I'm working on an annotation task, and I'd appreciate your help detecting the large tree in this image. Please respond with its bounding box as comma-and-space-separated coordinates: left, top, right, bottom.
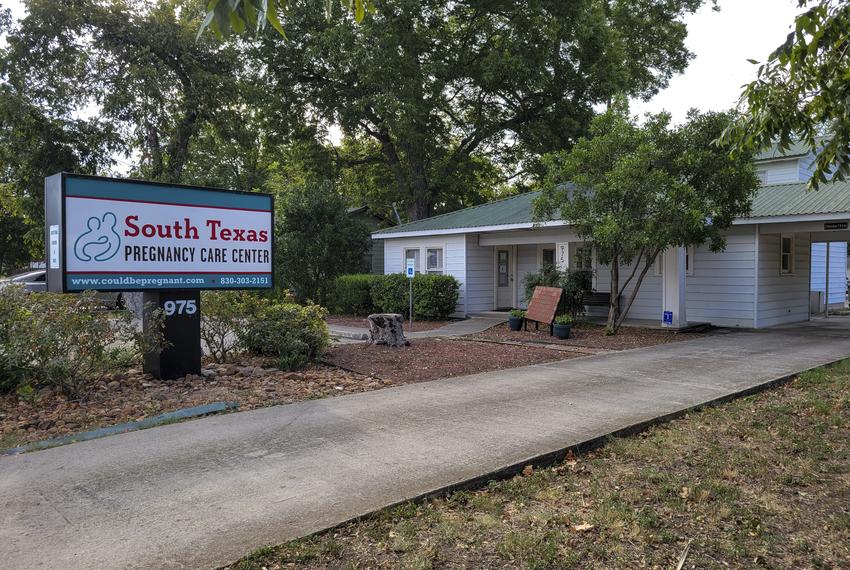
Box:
534, 102, 759, 333
3, 0, 244, 184
723, 0, 850, 187
0, 83, 117, 262
257, 0, 711, 220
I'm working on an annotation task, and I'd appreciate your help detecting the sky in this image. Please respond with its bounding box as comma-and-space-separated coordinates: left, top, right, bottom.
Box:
1, 0, 803, 130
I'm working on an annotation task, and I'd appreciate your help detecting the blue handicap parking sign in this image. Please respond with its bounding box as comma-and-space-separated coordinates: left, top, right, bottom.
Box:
663, 310, 673, 325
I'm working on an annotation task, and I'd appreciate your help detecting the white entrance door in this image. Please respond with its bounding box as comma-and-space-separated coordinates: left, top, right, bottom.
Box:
496, 247, 514, 309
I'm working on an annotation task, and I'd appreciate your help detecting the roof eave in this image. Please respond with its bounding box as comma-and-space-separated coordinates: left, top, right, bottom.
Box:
372, 220, 567, 239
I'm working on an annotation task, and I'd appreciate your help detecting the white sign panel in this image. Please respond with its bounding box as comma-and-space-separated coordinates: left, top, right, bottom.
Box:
406, 259, 415, 278
555, 242, 569, 271
50, 174, 274, 291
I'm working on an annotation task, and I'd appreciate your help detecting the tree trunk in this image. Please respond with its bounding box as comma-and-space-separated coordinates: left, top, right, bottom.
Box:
614, 255, 657, 331
606, 254, 620, 332
367, 313, 409, 347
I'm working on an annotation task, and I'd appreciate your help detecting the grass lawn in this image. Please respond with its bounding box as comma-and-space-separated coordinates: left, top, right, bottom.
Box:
227, 360, 850, 569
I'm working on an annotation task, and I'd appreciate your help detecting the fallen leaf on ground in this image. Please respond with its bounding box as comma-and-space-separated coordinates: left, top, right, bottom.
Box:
572, 522, 595, 532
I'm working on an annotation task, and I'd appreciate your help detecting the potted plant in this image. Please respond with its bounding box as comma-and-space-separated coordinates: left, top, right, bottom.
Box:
552, 314, 573, 339
508, 309, 525, 331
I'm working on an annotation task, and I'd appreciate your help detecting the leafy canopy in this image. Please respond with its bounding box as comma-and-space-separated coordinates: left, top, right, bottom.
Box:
723, 0, 850, 188
257, 0, 713, 220
199, 0, 371, 39
534, 101, 759, 332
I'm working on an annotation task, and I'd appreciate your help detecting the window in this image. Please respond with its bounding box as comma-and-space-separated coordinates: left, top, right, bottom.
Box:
498, 250, 509, 286
426, 248, 444, 274
404, 248, 420, 274
575, 246, 593, 270
757, 169, 768, 184
541, 248, 555, 268
780, 234, 795, 275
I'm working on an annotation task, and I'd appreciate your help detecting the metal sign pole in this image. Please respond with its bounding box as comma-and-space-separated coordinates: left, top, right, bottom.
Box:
406, 258, 415, 331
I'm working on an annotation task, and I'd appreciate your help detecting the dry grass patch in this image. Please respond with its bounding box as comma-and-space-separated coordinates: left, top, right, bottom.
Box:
227, 360, 850, 569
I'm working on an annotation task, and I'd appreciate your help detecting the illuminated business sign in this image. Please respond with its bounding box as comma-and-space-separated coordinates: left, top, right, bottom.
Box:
45, 173, 274, 291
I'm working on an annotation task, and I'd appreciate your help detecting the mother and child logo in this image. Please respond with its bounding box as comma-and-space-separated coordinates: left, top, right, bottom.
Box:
74, 212, 122, 262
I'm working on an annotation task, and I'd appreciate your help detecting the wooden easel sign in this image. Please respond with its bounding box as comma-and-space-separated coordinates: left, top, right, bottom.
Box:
524, 286, 563, 335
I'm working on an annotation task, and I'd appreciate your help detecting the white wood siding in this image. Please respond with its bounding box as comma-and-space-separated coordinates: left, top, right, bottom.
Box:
810, 241, 847, 305
383, 235, 467, 316
588, 260, 663, 321
757, 158, 805, 184
757, 232, 811, 327
465, 234, 494, 313
685, 227, 757, 328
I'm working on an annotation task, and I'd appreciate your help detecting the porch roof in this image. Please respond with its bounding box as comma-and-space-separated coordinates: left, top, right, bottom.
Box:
374, 179, 850, 238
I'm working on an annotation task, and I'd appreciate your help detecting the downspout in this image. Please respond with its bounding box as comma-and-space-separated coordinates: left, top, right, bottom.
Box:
753, 225, 759, 328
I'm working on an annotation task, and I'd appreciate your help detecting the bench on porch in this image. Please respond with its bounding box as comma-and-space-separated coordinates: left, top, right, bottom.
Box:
583, 291, 611, 307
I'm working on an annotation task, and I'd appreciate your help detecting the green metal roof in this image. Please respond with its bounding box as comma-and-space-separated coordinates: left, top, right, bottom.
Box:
375, 180, 850, 236
749, 179, 850, 218
375, 192, 541, 235
755, 136, 828, 161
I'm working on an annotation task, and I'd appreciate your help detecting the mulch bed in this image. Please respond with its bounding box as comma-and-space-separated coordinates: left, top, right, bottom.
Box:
471, 321, 702, 351
322, 338, 571, 384
0, 358, 387, 449
327, 316, 451, 332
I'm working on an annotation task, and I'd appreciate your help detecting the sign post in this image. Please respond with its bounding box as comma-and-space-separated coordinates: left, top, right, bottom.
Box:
44, 172, 274, 380
406, 258, 415, 330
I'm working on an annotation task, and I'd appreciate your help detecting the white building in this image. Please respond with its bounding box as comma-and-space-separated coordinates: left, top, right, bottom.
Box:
373, 143, 850, 328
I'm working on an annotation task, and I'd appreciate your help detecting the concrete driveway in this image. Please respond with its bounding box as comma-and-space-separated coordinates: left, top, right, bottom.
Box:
2, 324, 849, 569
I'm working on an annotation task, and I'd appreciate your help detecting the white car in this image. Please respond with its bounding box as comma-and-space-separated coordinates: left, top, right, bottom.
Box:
0, 270, 124, 309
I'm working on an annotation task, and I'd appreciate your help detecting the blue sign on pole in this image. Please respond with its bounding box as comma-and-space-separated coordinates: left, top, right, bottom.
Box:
662, 310, 673, 326
406, 259, 415, 278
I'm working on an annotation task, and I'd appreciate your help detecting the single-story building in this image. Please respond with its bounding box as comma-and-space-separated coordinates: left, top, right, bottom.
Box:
373, 143, 850, 329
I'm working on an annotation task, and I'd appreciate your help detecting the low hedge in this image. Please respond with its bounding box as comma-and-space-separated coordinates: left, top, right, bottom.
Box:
332, 273, 460, 320
326, 274, 379, 315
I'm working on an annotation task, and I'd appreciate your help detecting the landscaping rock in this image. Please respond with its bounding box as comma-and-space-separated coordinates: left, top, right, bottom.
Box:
200, 369, 217, 379
251, 367, 268, 377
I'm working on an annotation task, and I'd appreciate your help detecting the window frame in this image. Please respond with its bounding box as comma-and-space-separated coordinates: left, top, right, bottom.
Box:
780, 233, 795, 275
425, 247, 444, 275
404, 248, 421, 274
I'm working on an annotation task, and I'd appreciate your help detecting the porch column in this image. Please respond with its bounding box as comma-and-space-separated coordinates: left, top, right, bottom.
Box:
661, 246, 687, 329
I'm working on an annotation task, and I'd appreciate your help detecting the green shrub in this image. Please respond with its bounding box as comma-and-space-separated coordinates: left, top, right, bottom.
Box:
370, 273, 409, 315
509, 309, 526, 319
412, 274, 460, 319
241, 301, 330, 370
371, 274, 460, 319
327, 274, 379, 315
200, 291, 269, 363
521, 266, 592, 319
554, 314, 573, 325
0, 285, 157, 397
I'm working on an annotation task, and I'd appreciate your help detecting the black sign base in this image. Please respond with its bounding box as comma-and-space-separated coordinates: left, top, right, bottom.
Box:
143, 290, 202, 380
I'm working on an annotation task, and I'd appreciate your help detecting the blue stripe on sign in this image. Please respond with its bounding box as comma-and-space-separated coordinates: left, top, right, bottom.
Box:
65, 273, 272, 291
65, 176, 273, 211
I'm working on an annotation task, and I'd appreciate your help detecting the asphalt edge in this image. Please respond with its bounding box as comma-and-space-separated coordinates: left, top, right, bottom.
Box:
219, 355, 848, 568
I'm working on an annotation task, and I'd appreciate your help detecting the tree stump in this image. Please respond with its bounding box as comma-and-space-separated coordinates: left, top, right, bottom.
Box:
367, 313, 409, 347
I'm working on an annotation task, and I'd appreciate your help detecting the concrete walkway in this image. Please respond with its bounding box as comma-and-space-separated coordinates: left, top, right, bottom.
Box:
329, 315, 504, 340
2, 326, 850, 569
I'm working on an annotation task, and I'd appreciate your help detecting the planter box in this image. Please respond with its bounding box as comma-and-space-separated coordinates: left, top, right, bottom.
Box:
553, 323, 571, 339
508, 316, 524, 331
